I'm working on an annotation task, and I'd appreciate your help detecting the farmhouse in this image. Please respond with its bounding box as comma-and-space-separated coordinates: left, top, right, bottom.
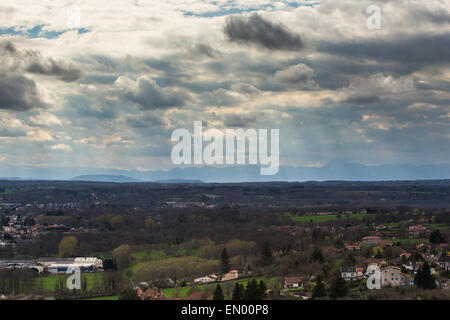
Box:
194, 274, 218, 284
345, 244, 360, 251
439, 256, 449, 271
381, 266, 407, 287
221, 270, 239, 282
362, 236, 381, 245
409, 225, 427, 237
340, 266, 358, 281
356, 267, 364, 279
284, 277, 303, 288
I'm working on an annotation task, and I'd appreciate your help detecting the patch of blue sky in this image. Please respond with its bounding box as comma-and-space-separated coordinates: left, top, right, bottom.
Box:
182, 0, 320, 17
0, 24, 89, 39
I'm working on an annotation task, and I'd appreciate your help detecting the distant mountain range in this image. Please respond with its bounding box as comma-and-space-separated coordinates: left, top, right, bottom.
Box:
72, 175, 141, 183
71, 175, 204, 183
1, 160, 450, 182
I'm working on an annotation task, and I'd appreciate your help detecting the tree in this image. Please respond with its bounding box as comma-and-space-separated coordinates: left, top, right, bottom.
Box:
81, 273, 88, 292
244, 279, 259, 300
58, 236, 77, 257
244, 279, 265, 300
144, 218, 156, 232
312, 275, 326, 299
415, 262, 436, 290
119, 287, 140, 300
231, 283, 245, 300
112, 244, 132, 270
221, 248, 230, 273
109, 215, 124, 230
430, 230, 446, 244
213, 284, 224, 300
257, 280, 267, 299
329, 275, 347, 299
103, 259, 116, 270
310, 248, 324, 263
373, 246, 383, 259
261, 242, 273, 266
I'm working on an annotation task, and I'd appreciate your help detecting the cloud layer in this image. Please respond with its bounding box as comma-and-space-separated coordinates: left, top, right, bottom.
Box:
0, 0, 449, 171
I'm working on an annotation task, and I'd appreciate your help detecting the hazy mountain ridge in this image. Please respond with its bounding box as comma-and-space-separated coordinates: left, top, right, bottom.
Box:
71, 175, 141, 183
1, 160, 450, 182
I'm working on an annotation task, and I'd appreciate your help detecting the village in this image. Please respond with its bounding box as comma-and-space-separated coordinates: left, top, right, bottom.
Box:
0, 181, 449, 300
1, 212, 448, 300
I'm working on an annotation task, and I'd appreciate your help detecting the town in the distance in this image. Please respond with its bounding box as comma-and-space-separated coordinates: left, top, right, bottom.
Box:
0, 180, 449, 300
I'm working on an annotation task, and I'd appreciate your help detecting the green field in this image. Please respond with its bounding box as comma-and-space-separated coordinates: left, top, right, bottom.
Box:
424, 223, 450, 230
132, 250, 168, 263
0, 188, 13, 195
87, 295, 119, 300
286, 213, 372, 223
34, 273, 104, 292
390, 238, 430, 244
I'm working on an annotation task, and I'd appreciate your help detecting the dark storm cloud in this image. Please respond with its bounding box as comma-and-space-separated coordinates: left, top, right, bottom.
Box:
26, 59, 83, 82
222, 114, 257, 128
224, 14, 304, 51
409, 8, 450, 25
318, 33, 450, 68
0, 74, 44, 111
1, 40, 83, 83
126, 78, 187, 110
345, 95, 381, 105
126, 113, 165, 128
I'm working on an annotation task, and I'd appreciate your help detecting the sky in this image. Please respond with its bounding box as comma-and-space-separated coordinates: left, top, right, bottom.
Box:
0, 0, 449, 173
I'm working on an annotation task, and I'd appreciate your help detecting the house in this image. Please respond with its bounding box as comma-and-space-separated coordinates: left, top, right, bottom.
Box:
356, 267, 364, 279
345, 244, 360, 251
221, 270, 239, 282
284, 277, 303, 288
194, 274, 217, 284
405, 277, 415, 286
362, 236, 381, 245
2, 226, 16, 234
438, 256, 449, 271
408, 225, 426, 237
377, 240, 393, 247
381, 266, 407, 287
340, 266, 358, 281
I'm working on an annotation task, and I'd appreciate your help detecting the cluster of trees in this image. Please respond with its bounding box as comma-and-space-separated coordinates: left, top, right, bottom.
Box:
213, 279, 267, 300
0, 270, 38, 296
430, 230, 446, 244
415, 263, 436, 290
311, 273, 348, 300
